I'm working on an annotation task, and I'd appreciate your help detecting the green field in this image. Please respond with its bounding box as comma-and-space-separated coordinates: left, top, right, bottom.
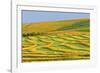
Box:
22, 19, 90, 62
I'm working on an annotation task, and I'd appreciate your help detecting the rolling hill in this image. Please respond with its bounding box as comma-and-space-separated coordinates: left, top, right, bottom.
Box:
22, 18, 89, 34
22, 18, 90, 62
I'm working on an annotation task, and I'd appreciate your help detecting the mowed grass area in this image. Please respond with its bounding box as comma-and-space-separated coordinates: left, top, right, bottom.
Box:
22, 19, 90, 62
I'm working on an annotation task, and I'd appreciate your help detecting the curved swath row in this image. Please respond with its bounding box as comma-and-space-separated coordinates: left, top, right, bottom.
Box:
22, 31, 90, 62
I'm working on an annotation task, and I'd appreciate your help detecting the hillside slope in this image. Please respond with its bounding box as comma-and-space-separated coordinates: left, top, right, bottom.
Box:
22, 19, 89, 34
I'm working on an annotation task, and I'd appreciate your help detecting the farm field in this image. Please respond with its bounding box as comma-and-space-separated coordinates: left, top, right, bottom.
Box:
22, 19, 90, 62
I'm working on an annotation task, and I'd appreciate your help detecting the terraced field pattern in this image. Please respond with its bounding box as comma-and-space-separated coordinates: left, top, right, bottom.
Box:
22, 19, 90, 62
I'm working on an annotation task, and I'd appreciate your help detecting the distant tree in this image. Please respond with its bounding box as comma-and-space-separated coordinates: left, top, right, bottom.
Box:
22, 32, 50, 37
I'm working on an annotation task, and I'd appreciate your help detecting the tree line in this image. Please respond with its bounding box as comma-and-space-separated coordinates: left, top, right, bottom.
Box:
22, 32, 50, 37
